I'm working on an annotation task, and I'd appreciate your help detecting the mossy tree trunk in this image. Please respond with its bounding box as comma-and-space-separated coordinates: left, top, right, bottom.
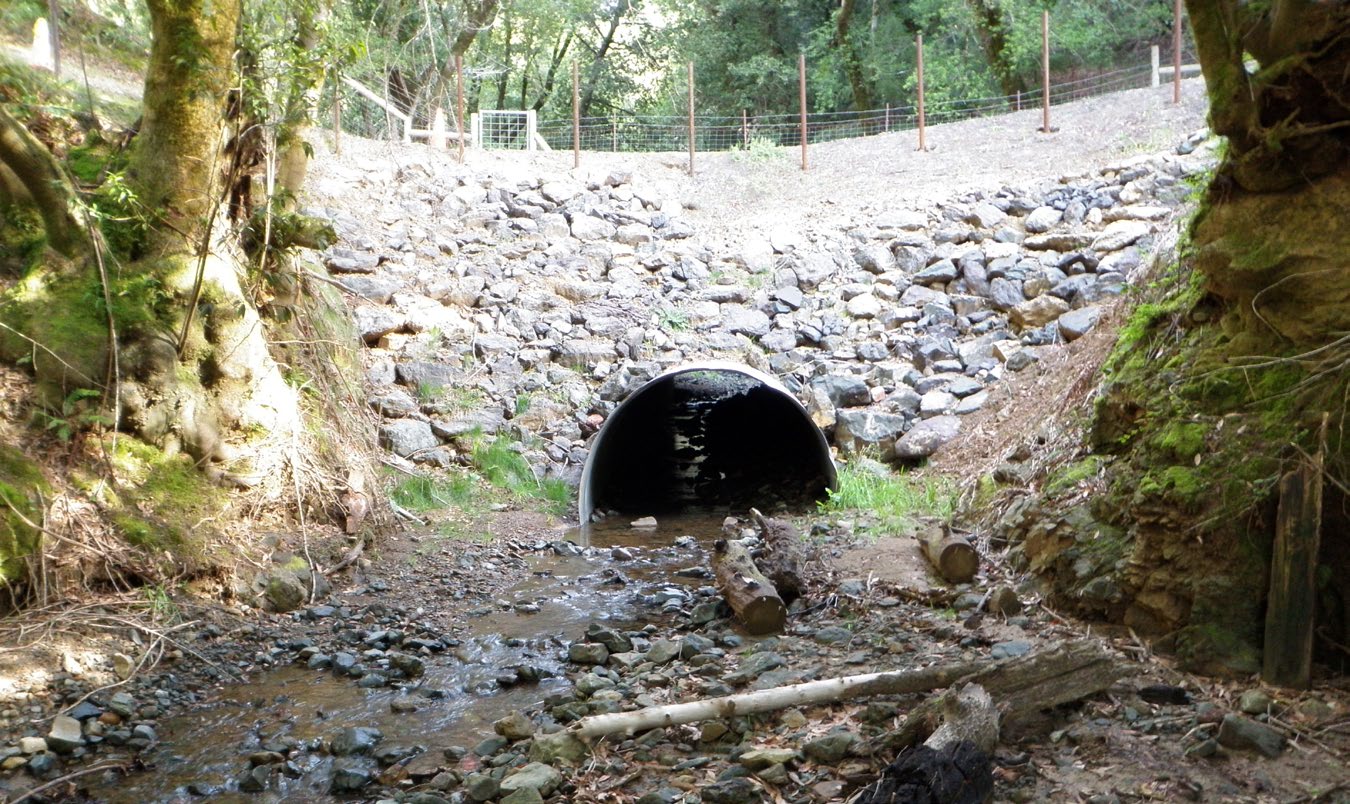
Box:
130, 0, 242, 255
1185, 0, 1350, 345
1026, 2, 1350, 674
0, 0, 362, 557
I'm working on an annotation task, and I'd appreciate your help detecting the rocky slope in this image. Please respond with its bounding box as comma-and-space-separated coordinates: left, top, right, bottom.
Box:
303, 131, 1219, 496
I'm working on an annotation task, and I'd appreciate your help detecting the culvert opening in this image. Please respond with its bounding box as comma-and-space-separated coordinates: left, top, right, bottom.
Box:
579, 363, 836, 523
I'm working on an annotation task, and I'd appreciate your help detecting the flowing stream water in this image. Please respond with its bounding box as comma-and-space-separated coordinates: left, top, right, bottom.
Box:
85, 514, 733, 803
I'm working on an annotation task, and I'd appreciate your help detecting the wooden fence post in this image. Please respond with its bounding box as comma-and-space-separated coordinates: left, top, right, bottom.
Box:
1040, 10, 1051, 133
572, 61, 580, 168
742, 109, 748, 148
884, 102, 890, 132
455, 55, 465, 161
1262, 415, 1328, 689
1150, 44, 1161, 87
916, 34, 927, 151
799, 52, 808, 171
687, 61, 695, 175
1172, 0, 1183, 104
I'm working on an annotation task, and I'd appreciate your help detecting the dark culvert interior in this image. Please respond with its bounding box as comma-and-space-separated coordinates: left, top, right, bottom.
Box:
579, 366, 836, 522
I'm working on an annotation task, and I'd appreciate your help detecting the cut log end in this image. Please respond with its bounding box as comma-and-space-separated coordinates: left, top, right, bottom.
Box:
920, 526, 979, 583
740, 596, 788, 636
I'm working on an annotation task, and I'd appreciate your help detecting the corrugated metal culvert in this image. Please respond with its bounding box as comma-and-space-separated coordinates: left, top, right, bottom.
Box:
579, 361, 836, 523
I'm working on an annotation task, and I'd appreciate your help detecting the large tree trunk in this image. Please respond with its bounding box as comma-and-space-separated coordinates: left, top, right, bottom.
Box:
998, 1, 1349, 676
832, 0, 874, 112
0, 105, 93, 259
130, 0, 241, 254
578, 4, 626, 118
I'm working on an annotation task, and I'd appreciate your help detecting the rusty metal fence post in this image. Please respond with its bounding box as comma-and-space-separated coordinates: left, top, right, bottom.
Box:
687, 61, 695, 175
916, 34, 927, 151
1040, 11, 1051, 133
572, 61, 580, 167
799, 52, 808, 171
455, 55, 465, 161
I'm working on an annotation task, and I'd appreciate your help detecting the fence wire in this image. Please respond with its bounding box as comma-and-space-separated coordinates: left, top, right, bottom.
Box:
331, 45, 1187, 154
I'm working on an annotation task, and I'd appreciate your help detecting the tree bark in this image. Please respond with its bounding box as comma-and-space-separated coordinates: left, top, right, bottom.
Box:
578, 4, 626, 118
530, 31, 574, 112
130, 0, 242, 254
0, 106, 94, 259
275, 1, 330, 211
748, 509, 807, 603
495, 12, 513, 109
832, 0, 874, 111
920, 525, 979, 583
426, 0, 502, 124
570, 640, 1114, 741
712, 538, 786, 635
966, 0, 1027, 99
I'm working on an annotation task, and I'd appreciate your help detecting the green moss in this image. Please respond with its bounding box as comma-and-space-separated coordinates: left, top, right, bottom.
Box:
1044, 456, 1107, 497
1152, 421, 1209, 462
1135, 466, 1206, 508
108, 437, 227, 564
0, 445, 47, 584
0, 204, 46, 277
66, 144, 112, 184
1170, 622, 1261, 676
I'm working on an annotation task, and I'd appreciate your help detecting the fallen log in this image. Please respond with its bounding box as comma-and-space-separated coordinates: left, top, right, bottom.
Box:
712, 538, 786, 635
881, 639, 1122, 750
570, 640, 1115, 741
919, 525, 979, 583
749, 508, 807, 604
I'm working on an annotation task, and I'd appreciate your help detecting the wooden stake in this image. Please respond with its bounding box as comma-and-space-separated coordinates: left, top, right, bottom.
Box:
571, 61, 580, 168
1041, 11, 1051, 133
1172, 0, 1183, 104
884, 102, 890, 132
742, 109, 748, 148
455, 55, 465, 162
916, 34, 927, 151
1262, 414, 1327, 689
799, 52, 808, 171
687, 61, 695, 175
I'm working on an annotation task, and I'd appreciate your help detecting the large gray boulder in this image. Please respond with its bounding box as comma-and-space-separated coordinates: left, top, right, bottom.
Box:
894, 415, 962, 462
379, 420, 439, 457
834, 409, 909, 455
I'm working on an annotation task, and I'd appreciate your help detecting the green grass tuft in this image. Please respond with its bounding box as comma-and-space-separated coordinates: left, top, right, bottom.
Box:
390, 473, 474, 512
820, 461, 955, 535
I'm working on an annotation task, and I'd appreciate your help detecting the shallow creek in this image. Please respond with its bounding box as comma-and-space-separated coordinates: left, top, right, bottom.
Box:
87, 514, 732, 803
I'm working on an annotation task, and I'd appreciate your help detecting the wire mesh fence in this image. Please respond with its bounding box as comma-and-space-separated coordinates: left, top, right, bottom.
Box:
330, 37, 1194, 157
530, 59, 1163, 154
